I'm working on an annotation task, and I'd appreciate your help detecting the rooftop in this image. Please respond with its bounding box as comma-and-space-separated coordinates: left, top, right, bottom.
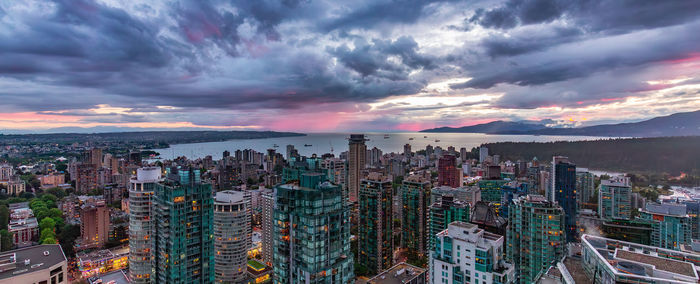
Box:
0, 244, 67, 280
87, 269, 130, 284
616, 249, 695, 278
366, 262, 426, 284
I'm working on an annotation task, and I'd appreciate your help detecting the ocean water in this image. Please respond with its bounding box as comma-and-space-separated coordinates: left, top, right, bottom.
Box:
152, 132, 605, 160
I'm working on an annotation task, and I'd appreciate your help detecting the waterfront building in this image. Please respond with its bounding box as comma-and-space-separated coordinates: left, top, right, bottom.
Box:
128, 167, 161, 283
432, 222, 515, 284
152, 167, 215, 284
273, 173, 354, 283
214, 190, 252, 283
507, 195, 565, 284
358, 173, 394, 274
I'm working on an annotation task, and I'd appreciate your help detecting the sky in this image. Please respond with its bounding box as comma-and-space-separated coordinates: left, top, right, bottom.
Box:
1, 0, 699, 133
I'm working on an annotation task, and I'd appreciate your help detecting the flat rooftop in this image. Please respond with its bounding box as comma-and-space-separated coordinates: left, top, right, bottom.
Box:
0, 244, 66, 280
563, 257, 590, 283
616, 249, 695, 278
367, 262, 426, 284
87, 269, 130, 284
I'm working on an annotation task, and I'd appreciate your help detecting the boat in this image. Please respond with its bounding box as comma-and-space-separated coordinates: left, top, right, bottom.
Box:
273, 144, 279, 147
435, 139, 441, 142
304, 144, 312, 147
384, 134, 390, 139
423, 136, 428, 138
409, 138, 414, 140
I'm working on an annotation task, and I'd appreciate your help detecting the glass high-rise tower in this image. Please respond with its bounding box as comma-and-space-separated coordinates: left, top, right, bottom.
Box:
152, 167, 214, 284
128, 167, 161, 283
358, 173, 393, 275
273, 172, 354, 283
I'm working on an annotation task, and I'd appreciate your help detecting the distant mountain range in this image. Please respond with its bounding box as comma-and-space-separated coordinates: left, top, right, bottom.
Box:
421, 110, 700, 137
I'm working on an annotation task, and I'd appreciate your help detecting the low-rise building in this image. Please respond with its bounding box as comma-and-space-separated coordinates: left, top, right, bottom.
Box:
366, 262, 427, 284
76, 246, 129, 278
0, 244, 68, 284
581, 234, 700, 283
8, 204, 39, 248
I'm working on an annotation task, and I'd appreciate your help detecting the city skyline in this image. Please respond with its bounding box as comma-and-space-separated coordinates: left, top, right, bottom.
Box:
1, 1, 700, 132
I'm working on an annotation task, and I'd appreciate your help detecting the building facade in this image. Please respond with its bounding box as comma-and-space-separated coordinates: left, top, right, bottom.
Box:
438, 155, 461, 188
432, 222, 515, 284
358, 173, 393, 274
214, 190, 252, 283
550, 156, 577, 242
402, 174, 432, 255
152, 168, 215, 284
348, 134, 367, 204
598, 176, 632, 220
273, 173, 354, 283
507, 195, 565, 284
128, 167, 160, 283
429, 194, 470, 250
639, 202, 692, 250
261, 188, 275, 266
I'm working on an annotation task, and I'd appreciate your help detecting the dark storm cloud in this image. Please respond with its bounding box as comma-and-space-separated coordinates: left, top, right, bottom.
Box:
453, 21, 700, 90
330, 36, 435, 79
323, 0, 455, 31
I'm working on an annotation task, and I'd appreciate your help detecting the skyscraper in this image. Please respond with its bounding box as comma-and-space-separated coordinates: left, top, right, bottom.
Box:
598, 176, 632, 220
576, 168, 595, 206
507, 195, 565, 284
432, 222, 515, 284
402, 174, 431, 255
152, 167, 214, 284
348, 134, 367, 204
128, 167, 161, 283
261, 188, 275, 266
404, 143, 412, 157
358, 173, 393, 274
273, 173, 354, 283
214, 190, 251, 283
479, 146, 489, 164
550, 156, 577, 242
438, 155, 461, 187
428, 194, 470, 250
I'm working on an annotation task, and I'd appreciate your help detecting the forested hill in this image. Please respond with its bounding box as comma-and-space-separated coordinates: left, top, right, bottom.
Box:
479, 136, 700, 175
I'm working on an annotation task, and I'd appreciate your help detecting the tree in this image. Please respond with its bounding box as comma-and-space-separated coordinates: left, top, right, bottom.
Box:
58, 224, 80, 258
0, 206, 8, 231
40, 217, 56, 231
45, 187, 66, 199
48, 208, 63, 219
0, 229, 12, 251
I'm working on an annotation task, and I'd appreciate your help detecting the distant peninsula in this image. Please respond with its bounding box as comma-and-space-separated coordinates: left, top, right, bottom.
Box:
0, 130, 306, 147
421, 110, 700, 138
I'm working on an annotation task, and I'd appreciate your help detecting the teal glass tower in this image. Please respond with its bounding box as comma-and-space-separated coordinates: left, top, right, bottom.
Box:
273, 172, 354, 283
152, 167, 215, 284
358, 173, 393, 275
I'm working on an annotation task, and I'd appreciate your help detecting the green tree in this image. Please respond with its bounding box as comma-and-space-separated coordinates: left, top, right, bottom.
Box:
39, 217, 56, 231
0, 229, 12, 251
58, 224, 80, 258
48, 208, 62, 219
0, 206, 9, 231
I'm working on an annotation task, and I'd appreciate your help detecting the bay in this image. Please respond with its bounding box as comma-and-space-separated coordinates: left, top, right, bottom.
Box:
152, 132, 605, 160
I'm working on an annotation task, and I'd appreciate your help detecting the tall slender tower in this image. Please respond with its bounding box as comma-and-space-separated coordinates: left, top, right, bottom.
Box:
550, 156, 577, 242
401, 174, 432, 255
152, 167, 214, 284
128, 167, 161, 283
348, 134, 367, 204
214, 190, 251, 283
261, 188, 275, 266
273, 173, 354, 283
358, 173, 393, 275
